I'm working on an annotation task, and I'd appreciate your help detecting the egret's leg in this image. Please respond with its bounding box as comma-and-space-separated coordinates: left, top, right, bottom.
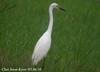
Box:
42, 58, 46, 71
34, 65, 37, 68
34, 65, 38, 72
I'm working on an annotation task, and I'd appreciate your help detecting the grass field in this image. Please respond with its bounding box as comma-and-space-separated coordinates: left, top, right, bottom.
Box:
0, 0, 100, 72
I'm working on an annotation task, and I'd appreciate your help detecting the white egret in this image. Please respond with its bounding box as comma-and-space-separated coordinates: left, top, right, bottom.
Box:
32, 3, 65, 68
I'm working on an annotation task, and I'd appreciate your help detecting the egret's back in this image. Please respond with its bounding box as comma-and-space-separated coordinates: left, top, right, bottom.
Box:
32, 31, 51, 65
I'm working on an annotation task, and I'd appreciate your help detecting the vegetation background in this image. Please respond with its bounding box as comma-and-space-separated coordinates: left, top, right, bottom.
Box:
0, 0, 100, 72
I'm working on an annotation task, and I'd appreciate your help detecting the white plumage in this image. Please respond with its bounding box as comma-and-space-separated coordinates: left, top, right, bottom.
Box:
32, 3, 65, 66
32, 31, 51, 65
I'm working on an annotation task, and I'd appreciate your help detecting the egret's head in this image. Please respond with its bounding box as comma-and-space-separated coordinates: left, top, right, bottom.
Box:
50, 3, 65, 11
50, 3, 58, 9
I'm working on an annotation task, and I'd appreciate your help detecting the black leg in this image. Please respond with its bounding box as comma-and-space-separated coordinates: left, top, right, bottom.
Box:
42, 58, 46, 71
34, 65, 37, 68
34, 65, 38, 72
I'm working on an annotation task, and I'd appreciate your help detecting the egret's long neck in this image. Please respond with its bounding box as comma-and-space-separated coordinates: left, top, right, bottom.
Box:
47, 6, 53, 35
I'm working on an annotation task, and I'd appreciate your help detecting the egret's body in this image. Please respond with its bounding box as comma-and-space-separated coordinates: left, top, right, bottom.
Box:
32, 3, 65, 66
32, 31, 51, 65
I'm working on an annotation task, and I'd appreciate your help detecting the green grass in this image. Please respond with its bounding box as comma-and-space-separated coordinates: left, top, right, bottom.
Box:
0, 0, 100, 72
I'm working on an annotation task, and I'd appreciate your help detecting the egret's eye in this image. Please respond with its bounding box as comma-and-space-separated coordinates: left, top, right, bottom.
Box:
55, 5, 59, 9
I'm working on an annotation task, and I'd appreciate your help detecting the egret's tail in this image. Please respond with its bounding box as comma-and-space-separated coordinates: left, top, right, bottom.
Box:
32, 55, 38, 65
